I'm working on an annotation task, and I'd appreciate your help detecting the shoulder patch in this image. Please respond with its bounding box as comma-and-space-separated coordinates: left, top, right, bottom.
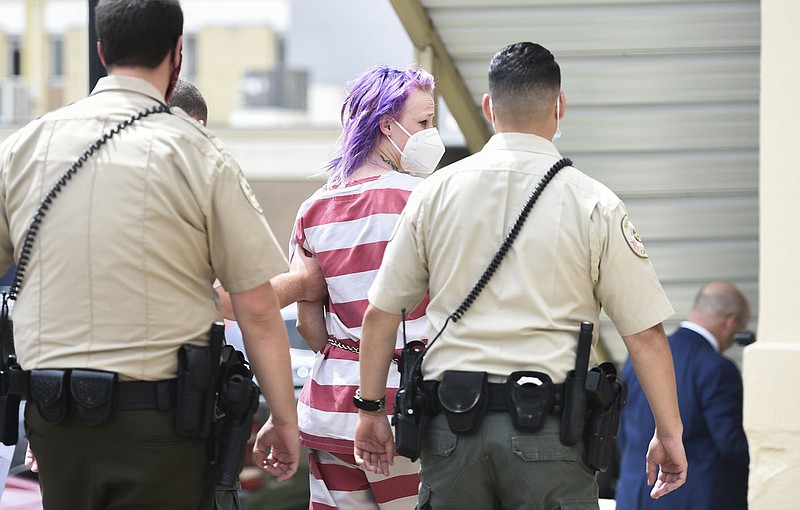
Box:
238, 170, 263, 214
621, 215, 648, 258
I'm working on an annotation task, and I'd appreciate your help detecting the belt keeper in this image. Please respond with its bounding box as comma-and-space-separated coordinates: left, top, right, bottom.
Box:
156, 381, 171, 411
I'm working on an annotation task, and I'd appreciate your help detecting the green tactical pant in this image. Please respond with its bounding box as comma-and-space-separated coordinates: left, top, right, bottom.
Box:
417, 413, 599, 510
26, 404, 215, 510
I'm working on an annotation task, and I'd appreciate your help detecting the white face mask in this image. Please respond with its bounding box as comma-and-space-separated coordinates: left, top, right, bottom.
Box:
387, 120, 446, 175
553, 96, 562, 142
489, 97, 497, 132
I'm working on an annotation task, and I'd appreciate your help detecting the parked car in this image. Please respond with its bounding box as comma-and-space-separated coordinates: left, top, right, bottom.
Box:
223, 303, 315, 400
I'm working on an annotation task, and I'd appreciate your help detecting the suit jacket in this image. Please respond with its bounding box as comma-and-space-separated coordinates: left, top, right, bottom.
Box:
616, 326, 749, 510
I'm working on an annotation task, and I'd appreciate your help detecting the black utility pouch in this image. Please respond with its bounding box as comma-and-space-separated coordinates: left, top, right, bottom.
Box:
70, 369, 116, 426
30, 369, 70, 424
438, 370, 488, 434
583, 365, 628, 472
507, 371, 553, 432
176, 344, 213, 440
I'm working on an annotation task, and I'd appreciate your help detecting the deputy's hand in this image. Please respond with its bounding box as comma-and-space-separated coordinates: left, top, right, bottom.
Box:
24, 443, 38, 473
354, 410, 394, 476
253, 415, 300, 482
646, 434, 688, 499
290, 247, 327, 302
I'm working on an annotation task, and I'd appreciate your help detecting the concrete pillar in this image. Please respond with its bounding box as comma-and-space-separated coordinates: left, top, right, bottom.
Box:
743, 1, 800, 508
414, 44, 438, 125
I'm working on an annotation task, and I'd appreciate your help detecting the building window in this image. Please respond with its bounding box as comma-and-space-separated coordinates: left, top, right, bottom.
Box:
50, 36, 64, 81
183, 33, 197, 80
10, 36, 22, 76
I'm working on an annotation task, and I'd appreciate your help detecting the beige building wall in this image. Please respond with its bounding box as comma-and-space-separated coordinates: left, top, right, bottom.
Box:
22, 0, 46, 116
744, 1, 800, 508
0, 35, 7, 77
62, 26, 88, 105
196, 25, 277, 126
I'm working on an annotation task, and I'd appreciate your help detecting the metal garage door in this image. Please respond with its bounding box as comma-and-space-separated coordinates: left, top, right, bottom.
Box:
392, 0, 760, 364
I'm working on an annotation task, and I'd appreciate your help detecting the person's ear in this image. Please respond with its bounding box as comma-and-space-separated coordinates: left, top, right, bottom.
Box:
379, 116, 393, 137
557, 91, 566, 119
481, 94, 493, 124
97, 41, 107, 68
172, 36, 183, 69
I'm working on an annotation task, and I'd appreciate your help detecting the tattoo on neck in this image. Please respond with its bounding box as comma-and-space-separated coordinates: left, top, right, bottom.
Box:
380, 155, 398, 171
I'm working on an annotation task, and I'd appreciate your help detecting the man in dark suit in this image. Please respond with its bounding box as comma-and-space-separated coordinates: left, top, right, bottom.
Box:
617, 281, 750, 510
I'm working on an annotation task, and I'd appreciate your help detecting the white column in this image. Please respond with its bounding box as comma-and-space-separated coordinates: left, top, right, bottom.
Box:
744, 1, 800, 508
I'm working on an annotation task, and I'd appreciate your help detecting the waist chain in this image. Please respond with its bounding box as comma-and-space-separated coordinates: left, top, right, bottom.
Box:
326, 338, 399, 365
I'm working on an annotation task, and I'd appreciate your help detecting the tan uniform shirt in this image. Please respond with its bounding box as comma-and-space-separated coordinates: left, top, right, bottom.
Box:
368, 133, 674, 383
0, 76, 287, 380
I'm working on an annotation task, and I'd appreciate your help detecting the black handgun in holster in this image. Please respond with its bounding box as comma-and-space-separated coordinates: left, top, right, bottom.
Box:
214, 344, 259, 488
392, 339, 427, 461
560, 321, 593, 446
176, 322, 223, 441
559, 321, 628, 472
583, 362, 627, 472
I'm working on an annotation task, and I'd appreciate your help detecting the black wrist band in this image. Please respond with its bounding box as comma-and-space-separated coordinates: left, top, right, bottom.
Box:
353, 389, 386, 412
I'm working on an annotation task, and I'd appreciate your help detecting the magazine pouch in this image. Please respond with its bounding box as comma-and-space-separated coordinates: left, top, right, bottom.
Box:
71, 369, 116, 426
30, 369, 70, 424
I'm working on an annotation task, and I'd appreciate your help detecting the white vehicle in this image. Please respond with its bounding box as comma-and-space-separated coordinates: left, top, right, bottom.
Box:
223, 302, 315, 399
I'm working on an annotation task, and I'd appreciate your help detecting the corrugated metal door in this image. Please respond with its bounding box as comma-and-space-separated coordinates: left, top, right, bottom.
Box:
421, 0, 760, 363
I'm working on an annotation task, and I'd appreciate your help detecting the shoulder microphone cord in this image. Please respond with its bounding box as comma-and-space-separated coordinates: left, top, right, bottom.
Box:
7, 104, 171, 302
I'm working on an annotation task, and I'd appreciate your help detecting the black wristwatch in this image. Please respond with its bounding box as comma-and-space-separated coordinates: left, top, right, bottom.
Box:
353, 389, 386, 412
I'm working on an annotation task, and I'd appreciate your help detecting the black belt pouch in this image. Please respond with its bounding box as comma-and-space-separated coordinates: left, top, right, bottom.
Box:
507, 371, 553, 432
30, 369, 70, 424
438, 371, 488, 434
70, 369, 116, 426
176, 344, 213, 440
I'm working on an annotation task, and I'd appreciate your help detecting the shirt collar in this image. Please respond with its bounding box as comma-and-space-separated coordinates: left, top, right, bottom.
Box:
483, 132, 562, 157
680, 320, 720, 352
90, 75, 166, 104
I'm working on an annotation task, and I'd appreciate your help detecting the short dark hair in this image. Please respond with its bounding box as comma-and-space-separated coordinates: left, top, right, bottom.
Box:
488, 42, 561, 122
95, 0, 183, 69
168, 78, 208, 124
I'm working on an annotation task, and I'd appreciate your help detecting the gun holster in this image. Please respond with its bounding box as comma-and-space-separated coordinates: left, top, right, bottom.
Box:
583, 362, 627, 472
215, 345, 259, 488
392, 340, 427, 461
176, 344, 215, 440
438, 370, 488, 434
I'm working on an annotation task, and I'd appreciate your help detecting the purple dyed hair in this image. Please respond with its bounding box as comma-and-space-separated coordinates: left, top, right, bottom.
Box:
325, 65, 435, 185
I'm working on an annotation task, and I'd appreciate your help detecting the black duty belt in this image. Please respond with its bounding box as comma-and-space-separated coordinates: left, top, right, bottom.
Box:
422, 380, 565, 416
7, 367, 177, 411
